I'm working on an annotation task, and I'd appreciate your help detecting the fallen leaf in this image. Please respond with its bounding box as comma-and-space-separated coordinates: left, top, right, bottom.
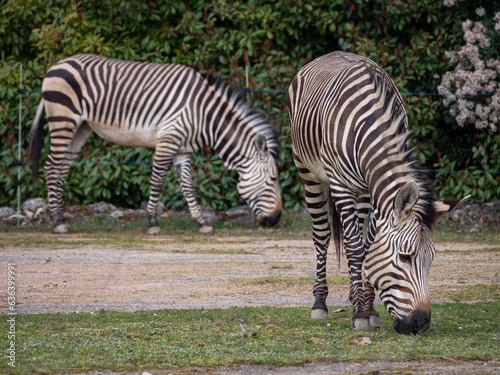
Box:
306, 337, 321, 344
331, 308, 346, 313
351, 336, 372, 345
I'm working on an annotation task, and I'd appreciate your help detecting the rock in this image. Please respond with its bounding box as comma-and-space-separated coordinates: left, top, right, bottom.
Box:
201, 206, 218, 224
225, 205, 251, 217
446, 199, 500, 232
220, 205, 253, 225
25, 210, 34, 220
87, 202, 116, 214
22, 198, 48, 213
110, 210, 125, 219
7, 213, 26, 225
0, 207, 15, 220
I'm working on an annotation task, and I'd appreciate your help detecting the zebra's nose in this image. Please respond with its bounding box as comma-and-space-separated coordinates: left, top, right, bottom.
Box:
258, 210, 282, 227
393, 309, 431, 335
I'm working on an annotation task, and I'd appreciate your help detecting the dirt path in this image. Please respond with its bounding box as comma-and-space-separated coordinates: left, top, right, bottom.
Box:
0, 233, 498, 314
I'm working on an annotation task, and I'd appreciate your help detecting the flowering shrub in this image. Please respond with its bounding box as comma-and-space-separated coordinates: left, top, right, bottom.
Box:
434, 2, 500, 200
438, 8, 500, 133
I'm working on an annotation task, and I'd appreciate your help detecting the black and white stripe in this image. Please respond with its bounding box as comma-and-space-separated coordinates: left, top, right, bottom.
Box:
30, 54, 282, 234
287, 51, 458, 334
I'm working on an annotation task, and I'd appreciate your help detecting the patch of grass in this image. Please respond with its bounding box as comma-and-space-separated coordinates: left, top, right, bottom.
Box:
171, 247, 256, 255
432, 284, 500, 302
3, 210, 498, 245
239, 275, 350, 286
433, 221, 500, 245
7, 302, 499, 374
438, 247, 500, 255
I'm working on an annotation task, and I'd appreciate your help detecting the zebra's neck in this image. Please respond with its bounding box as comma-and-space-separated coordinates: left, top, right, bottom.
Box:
200, 77, 279, 171
367, 158, 436, 229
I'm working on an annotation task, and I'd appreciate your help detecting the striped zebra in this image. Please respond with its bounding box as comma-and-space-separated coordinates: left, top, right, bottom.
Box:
287, 51, 466, 334
29, 54, 282, 235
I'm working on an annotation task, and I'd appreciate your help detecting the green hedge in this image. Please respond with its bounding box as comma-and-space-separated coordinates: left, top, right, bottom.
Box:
1, 0, 498, 211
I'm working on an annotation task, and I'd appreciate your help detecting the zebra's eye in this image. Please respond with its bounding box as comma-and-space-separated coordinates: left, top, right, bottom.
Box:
398, 253, 411, 264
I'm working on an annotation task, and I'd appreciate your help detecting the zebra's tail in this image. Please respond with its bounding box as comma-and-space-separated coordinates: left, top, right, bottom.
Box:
328, 190, 342, 268
28, 100, 45, 184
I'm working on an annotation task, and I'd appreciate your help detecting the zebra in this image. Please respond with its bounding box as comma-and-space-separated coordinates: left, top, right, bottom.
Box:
286, 51, 467, 334
29, 54, 282, 235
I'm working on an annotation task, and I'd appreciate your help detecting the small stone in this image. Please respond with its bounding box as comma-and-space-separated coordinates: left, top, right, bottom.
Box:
110, 210, 125, 219
87, 201, 116, 213
0, 207, 15, 220
34, 207, 46, 219
7, 213, 26, 225
201, 206, 218, 224
22, 198, 48, 213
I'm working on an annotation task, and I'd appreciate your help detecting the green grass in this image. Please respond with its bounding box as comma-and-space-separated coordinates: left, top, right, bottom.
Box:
238, 275, 350, 286
3, 210, 499, 244
432, 220, 500, 245
435, 284, 500, 302
6, 302, 499, 374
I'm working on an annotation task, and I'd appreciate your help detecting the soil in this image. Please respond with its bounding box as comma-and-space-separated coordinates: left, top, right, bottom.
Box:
1, 231, 499, 374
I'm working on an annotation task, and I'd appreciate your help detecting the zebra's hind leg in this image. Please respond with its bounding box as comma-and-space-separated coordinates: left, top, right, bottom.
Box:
295, 159, 331, 320
145, 140, 178, 235
308, 190, 330, 320
45, 123, 94, 234
174, 154, 213, 235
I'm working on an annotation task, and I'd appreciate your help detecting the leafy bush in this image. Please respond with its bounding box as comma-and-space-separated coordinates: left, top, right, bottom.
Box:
1, 0, 498, 211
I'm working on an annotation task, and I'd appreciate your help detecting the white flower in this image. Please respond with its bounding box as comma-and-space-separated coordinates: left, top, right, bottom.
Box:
439, 16, 499, 133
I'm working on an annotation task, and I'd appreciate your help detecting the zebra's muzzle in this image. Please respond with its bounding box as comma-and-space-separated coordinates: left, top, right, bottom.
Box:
257, 210, 282, 227
392, 309, 431, 335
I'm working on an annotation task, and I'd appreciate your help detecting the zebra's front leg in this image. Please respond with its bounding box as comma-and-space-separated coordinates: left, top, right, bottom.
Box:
145, 141, 177, 235
363, 280, 380, 329
174, 154, 213, 235
336, 199, 370, 330
357, 194, 379, 329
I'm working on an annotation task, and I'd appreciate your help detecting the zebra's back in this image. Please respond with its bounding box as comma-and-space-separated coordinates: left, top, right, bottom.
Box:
287, 51, 408, 192
42, 54, 205, 148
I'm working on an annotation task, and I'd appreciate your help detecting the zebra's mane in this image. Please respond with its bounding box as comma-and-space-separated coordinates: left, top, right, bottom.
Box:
204, 75, 281, 159
374, 75, 438, 230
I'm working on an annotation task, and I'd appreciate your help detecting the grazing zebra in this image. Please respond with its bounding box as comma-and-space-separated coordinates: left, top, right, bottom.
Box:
29, 54, 282, 235
287, 51, 466, 334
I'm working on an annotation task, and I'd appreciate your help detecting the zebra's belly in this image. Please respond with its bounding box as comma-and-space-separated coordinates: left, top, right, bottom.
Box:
88, 122, 158, 148
309, 163, 330, 183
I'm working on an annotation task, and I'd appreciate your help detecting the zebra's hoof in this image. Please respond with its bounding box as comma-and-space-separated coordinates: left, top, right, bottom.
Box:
146, 226, 161, 235
310, 309, 328, 320
369, 315, 380, 329
199, 225, 214, 235
352, 317, 371, 331
52, 223, 70, 234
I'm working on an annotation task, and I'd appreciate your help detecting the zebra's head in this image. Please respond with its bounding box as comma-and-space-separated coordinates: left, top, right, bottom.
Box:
236, 133, 282, 227
365, 180, 462, 335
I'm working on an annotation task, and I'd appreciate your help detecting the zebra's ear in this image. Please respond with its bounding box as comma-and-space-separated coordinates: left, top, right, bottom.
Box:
255, 133, 269, 157
393, 180, 419, 223
434, 195, 470, 218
